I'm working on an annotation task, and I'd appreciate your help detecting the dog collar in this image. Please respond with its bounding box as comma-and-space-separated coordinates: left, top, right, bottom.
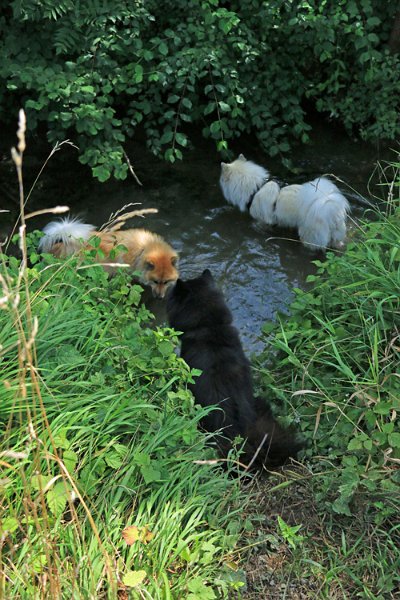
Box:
246, 178, 269, 211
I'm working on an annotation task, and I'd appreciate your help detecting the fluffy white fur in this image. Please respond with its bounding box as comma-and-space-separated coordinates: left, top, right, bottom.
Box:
38, 217, 95, 254
220, 154, 350, 250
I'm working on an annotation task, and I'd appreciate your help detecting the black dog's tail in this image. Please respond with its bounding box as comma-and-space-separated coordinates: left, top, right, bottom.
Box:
242, 398, 303, 469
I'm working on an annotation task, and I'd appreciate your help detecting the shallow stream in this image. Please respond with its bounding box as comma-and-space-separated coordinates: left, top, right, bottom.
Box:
0, 121, 391, 352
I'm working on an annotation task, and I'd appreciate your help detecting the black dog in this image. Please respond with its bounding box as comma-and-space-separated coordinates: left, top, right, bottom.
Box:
167, 269, 301, 469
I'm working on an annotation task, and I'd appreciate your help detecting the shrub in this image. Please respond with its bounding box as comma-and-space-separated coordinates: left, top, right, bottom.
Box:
0, 1, 399, 179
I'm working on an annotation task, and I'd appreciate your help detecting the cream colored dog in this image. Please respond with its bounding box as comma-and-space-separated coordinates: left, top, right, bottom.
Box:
220, 154, 350, 250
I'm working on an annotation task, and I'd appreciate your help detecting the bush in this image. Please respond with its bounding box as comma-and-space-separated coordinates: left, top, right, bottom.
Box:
0, 1, 399, 179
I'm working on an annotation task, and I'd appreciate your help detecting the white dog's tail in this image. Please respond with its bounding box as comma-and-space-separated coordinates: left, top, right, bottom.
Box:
297, 178, 350, 250
38, 217, 96, 255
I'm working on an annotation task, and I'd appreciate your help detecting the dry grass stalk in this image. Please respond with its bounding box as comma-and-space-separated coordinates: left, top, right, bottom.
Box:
122, 148, 143, 186
1, 109, 118, 597
100, 202, 158, 232
25, 206, 70, 220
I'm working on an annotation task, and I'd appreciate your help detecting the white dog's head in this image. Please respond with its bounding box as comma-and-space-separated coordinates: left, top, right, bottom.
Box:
220, 154, 270, 212
220, 153, 246, 174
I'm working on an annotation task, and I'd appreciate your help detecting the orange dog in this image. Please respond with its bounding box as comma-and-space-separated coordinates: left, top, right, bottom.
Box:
38, 215, 179, 298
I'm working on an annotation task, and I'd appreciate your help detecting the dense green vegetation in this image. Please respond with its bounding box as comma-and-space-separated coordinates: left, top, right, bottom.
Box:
261, 203, 400, 518
254, 162, 400, 597
1, 118, 249, 598
0, 235, 250, 598
1, 1, 399, 180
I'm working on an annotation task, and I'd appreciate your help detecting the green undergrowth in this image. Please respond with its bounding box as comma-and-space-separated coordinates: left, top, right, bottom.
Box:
0, 238, 248, 599
260, 208, 400, 518
254, 168, 400, 597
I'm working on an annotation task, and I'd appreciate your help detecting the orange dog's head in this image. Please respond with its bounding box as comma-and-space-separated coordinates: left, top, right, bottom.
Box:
140, 247, 179, 299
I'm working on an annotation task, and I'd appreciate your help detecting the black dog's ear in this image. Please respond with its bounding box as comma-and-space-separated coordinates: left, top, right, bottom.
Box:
173, 278, 187, 295
201, 269, 214, 283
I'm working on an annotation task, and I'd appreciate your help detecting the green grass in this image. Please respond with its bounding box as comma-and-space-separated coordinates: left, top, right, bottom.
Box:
0, 242, 248, 599
259, 208, 400, 517
3, 114, 399, 600
249, 164, 400, 598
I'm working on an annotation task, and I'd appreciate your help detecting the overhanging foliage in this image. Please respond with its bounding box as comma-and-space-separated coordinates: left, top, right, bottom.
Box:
1, 0, 399, 180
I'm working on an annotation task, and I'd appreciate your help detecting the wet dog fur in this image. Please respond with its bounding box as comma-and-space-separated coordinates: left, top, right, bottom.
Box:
220, 154, 350, 251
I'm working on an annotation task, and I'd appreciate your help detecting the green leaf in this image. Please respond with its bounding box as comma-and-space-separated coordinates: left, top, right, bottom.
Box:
182, 97, 192, 109
46, 482, 69, 517
188, 576, 216, 599
217, 140, 227, 151
279, 141, 290, 152
92, 165, 111, 182
53, 428, 71, 450
203, 103, 214, 116
347, 437, 362, 451
159, 42, 168, 56
63, 449, 78, 474
140, 464, 162, 483
164, 148, 175, 162
218, 101, 230, 113
209, 121, 221, 135
81, 85, 95, 94
158, 340, 174, 356
175, 133, 187, 147
331, 496, 352, 517
388, 433, 400, 449
367, 16, 381, 27
31, 474, 52, 491
105, 451, 123, 469
123, 570, 146, 587
32, 554, 47, 574
133, 451, 150, 467
160, 130, 173, 144
0, 517, 19, 534
134, 64, 143, 83
179, 546, 192, 562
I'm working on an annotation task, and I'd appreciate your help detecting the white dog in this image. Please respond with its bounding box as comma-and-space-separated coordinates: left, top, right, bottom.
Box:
220, 154, 350, 250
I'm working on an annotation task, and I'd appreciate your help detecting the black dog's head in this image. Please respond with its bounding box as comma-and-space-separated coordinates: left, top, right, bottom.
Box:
167, 269, 233, 332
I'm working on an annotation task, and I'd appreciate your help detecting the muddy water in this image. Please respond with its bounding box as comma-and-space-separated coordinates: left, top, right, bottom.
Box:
1, 122, 390, 352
